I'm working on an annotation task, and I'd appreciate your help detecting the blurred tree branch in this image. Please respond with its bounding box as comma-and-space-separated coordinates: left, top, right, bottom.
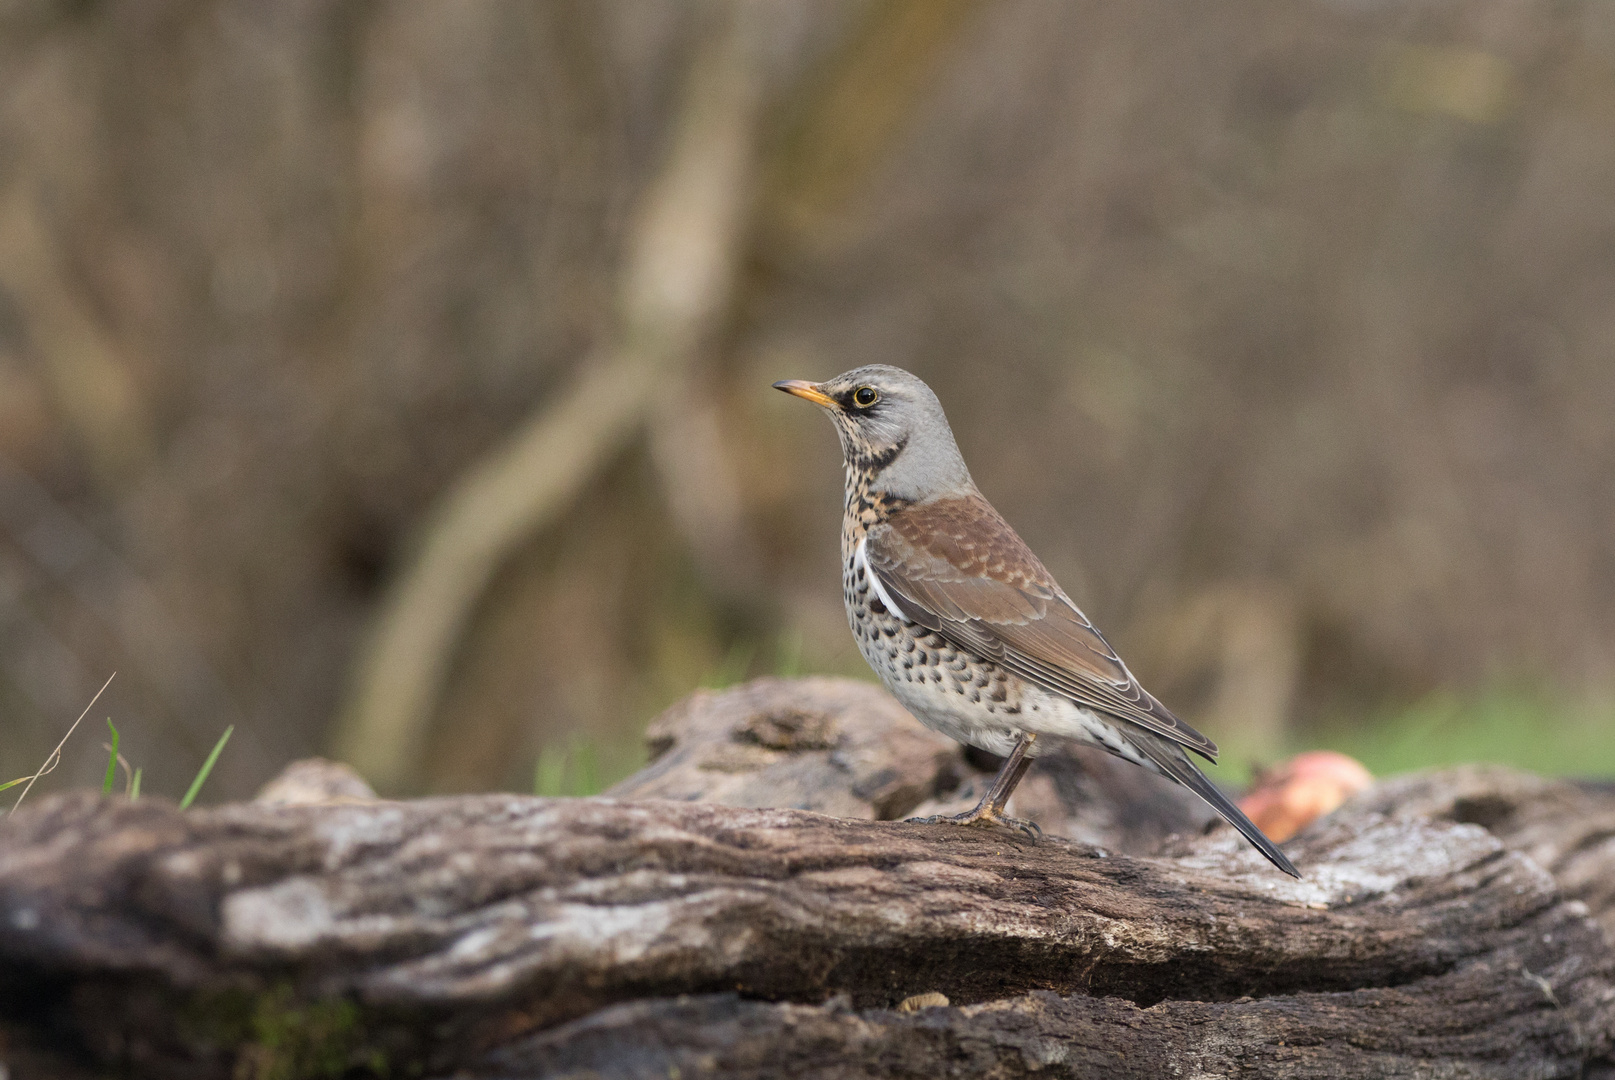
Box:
641, 0, 986, 610
646, 381, 766, 603
0, 185, 152, 485
331, 0, 776, 792
762, 0, 981, 253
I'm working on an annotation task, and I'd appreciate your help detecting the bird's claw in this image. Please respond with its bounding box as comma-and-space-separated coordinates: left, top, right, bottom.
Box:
905, 808, 1042, 839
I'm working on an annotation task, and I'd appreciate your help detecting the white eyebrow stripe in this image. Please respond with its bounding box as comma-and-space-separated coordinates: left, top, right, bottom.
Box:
857, 536, 910, 623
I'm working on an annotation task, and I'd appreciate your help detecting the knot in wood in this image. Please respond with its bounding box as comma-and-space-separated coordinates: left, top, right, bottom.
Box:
733, 707, 840, 751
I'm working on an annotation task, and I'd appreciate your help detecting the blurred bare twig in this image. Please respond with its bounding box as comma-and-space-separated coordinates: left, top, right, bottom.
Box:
331, 0, 775, 791
0, 38, 155, 486
646, 381, 766, 602
0, 186, 153, 485
7, 671, 112, 815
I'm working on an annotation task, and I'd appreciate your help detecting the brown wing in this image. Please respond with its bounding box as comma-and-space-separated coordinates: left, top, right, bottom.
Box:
865, 495, 1219, 762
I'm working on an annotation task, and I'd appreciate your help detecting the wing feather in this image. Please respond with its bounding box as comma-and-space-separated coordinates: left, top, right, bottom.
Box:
866, 498, 1219, 762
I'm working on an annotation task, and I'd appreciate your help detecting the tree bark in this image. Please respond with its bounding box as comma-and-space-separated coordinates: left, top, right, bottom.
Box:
2, 679, 1614, 1079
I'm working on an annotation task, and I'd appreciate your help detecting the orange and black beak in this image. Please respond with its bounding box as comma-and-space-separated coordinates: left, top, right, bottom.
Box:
773, 379, 837, 408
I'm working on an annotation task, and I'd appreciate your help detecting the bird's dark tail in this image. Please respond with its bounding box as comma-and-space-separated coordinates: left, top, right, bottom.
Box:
1133, 733, 1301, 878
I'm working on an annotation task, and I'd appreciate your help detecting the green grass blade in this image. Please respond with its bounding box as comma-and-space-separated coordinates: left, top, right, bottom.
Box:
533, 744, 566, 797
0, 775, 28, 793
180, 726, 233, 809
701, 642, 756, 689
130, 767, 142, 801
571, 739, 600, 796
102, 718, 121, 795
774, 629, 805, 679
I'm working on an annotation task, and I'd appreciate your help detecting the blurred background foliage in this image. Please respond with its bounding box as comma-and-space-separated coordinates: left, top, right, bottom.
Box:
2, 0, 1614, 802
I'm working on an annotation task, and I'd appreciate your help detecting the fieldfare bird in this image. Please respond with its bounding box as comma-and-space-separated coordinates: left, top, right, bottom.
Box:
775, 365, 1300, 877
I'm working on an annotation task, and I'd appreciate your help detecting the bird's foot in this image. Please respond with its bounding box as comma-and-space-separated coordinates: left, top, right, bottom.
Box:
905, 806, 1042, 839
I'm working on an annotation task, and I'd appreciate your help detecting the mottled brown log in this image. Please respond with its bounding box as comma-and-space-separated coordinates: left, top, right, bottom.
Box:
611, 676, 967, 821
0, 791, 1610, 1078
1, 679, 1614, 1079
1350, 763, 1615, 939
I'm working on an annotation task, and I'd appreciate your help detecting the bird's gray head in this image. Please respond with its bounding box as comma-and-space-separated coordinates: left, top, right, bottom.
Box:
773, 364, 974, 502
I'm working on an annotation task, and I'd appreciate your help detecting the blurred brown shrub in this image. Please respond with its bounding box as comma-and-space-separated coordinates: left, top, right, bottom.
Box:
2, 0, 1613, 797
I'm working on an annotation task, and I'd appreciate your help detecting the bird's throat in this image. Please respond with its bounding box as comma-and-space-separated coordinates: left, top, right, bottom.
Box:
842, 463, 915, 553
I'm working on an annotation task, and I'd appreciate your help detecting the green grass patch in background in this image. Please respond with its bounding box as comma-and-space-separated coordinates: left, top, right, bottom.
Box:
1312, 687, 1615, 780
532, 736, 645, 798
1201, 685, 1615, 790
533, 739, 598, 798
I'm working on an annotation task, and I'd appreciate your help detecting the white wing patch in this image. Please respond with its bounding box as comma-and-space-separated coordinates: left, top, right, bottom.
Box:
856, 536, 910, 623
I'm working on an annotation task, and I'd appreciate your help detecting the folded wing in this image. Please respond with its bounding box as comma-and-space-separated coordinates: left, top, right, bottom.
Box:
865, 496, 1219, 762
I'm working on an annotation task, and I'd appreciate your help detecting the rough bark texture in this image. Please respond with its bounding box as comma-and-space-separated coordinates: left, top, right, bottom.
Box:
1350, 764, 1615, 944
2, 678, 1614, 1079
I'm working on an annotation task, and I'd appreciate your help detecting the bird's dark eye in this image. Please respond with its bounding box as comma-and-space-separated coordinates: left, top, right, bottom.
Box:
853, 386, 879, 408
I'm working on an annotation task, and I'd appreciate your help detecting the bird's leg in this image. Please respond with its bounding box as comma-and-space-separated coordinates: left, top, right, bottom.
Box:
981, 733, 1037, 816
907, 733, 1041, 837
